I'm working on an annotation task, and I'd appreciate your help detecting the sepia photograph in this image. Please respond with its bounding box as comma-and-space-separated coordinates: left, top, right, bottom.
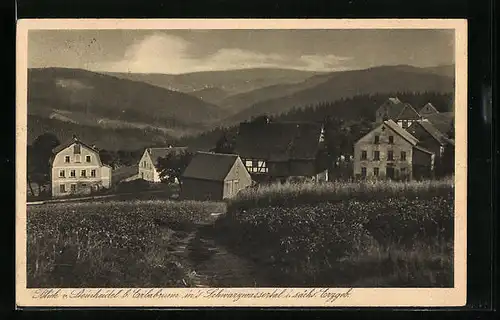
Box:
16, 19, 467, 307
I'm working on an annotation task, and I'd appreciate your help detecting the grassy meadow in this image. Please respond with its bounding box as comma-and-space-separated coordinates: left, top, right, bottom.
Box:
213, 178, 454, 287
27, 178, 454, 287
27, 200, 224, 287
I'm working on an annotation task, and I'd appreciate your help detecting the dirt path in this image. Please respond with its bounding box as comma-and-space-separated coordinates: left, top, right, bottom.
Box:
163, 219, 267, 288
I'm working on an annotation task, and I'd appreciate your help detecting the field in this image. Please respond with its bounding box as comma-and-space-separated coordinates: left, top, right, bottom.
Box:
27, 200, 226, 287
214, 178, 454, 287
26, 179, 454, 288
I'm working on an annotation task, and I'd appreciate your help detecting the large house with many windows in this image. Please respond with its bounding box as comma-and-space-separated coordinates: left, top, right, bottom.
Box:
353, 120, 435, 180
50, 136, 112, 197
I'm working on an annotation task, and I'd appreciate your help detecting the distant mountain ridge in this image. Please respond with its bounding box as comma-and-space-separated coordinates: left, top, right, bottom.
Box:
224, 65, 455, 125
101, 68, 324, 95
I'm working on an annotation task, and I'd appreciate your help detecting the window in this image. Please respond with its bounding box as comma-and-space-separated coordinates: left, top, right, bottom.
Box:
75, 155, 81, 163
361, 150, 367, 160
361, 167, 367, 177
373, 167, 379, 176
64, 156, 70, 163
81, 183, 87, 187
70, 184, 76, 193
374, 151, 380, 161
389, 136, 394, 144
70, 170, 76, 177
86, 155, 91, 163
141, 172, 144, 179
59, 170, 65, 178
440, 146, 445, 156
91, 169, 96, 177
73, 144, 81, 154
388, 151, 394, 161
402, 121, 408, 129
59, 184, 66, 193
245, 160, 252, 167
374, 135, 380, 144
401, 151, 407, 161
81, 169, 86, 177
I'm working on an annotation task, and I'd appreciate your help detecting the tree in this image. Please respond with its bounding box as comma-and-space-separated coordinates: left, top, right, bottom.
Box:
212, 130, 235, 154
28, 133, 60, 196
156, 151, 193, 184
323, 116, 348, 169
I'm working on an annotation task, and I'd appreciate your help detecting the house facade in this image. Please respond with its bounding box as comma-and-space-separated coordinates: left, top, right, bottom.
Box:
353, 120, 434, 180
138, 146, 188, 183
51, 137, 111, 197
180, 152, 252, 201
233, 121, 328, 182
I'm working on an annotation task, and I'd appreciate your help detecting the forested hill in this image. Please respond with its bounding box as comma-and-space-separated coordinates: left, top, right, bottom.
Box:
176, 92, 454, 152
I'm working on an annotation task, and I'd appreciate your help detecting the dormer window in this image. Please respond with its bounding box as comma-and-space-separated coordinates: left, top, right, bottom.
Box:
74, 144, 81, 154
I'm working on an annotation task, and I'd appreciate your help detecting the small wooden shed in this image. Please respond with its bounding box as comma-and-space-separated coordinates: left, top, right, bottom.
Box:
180, 152, 252, 201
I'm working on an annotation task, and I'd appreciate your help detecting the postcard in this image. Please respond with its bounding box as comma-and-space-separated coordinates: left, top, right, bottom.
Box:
16, 18, 467, 307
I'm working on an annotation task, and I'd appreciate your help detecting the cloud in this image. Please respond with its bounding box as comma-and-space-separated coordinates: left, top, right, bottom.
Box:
85, 33, 352, 74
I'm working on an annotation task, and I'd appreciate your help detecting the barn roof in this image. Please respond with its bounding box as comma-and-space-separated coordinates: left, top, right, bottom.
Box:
412, 120, 450, 145
234, 121, 323, 161
413, 145, 434, 155
181, 152, 240, 181
383, 119, 419, 146
146, 147, 189, 167
425, 112, 454, 136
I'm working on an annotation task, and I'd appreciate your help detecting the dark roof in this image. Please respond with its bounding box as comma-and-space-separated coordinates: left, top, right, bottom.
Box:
413, 145, 434, 155
383, 120, 419, 146
147, 147, 188, 166
414, 120, 450, 145
425, 112, 454, 136
234, 122, 323, 161
419, 102, 440, 116
377, 97, 407, 119
396, 103, 422, 120
181, 151, 240, 181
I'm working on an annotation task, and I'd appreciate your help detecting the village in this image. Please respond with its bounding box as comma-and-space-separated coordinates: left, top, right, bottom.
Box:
37, 96, 454, 202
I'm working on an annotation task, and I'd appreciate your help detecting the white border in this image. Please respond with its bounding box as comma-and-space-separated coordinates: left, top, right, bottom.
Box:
16, 19, 467, 307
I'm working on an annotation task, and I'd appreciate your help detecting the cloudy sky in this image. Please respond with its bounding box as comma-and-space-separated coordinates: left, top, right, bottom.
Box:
28, 29, 454, 74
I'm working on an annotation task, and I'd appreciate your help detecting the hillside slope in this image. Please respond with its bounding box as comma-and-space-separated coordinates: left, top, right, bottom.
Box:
28, 68, 224, 127
28, 115, 175, 151
226, 65, 455, 125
